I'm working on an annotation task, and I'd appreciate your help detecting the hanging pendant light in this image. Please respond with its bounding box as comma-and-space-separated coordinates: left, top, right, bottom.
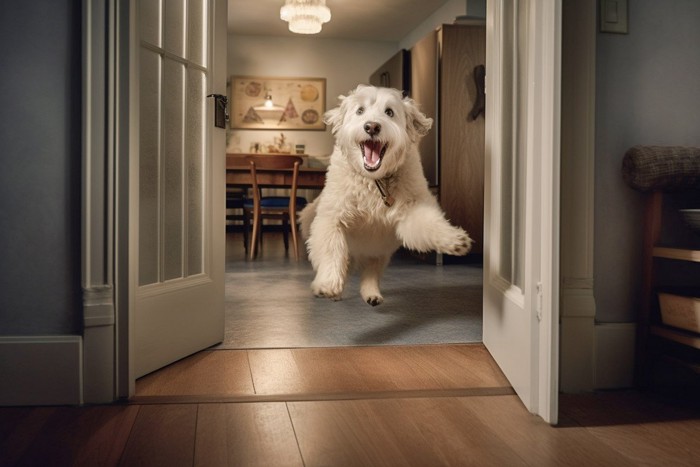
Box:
280, 0, 331, 35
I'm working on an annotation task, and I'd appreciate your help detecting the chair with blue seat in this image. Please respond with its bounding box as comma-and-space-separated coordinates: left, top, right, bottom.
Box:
226, 185, 249, 251
243, 154, 307, 260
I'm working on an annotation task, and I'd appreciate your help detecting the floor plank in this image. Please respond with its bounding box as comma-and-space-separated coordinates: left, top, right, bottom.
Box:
288, 395, 652, 466
118, 405, 197, 467
0, 407, 51, 466
560, 392, 700, 466
0, 405, 139, 467
456, 395, 638, 466
135, 349, 254, 396
194, 403, 303, 466
288, 396, 529, 466
248, 344, 510, 396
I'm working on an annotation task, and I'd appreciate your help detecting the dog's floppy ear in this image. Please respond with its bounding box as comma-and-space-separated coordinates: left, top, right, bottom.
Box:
323, 94, 347, 135
403, 97, 433, 142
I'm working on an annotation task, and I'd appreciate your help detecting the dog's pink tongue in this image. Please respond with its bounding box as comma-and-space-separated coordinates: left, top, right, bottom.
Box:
364, 141, 382, 165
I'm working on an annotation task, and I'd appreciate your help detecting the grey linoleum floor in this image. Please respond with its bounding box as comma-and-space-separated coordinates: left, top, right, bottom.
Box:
216, 231, 483, 349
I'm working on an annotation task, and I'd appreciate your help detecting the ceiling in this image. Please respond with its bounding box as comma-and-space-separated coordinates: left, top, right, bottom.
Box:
228, 0, 451, 42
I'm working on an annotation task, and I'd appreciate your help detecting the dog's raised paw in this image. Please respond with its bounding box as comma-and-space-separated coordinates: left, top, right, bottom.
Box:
445, 231, 473, 256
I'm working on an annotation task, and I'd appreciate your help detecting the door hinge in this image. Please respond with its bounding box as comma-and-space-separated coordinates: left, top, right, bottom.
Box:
536, 282, 543, 322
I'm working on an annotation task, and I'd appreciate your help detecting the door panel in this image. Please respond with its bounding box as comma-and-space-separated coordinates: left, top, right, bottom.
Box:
186, 67, 206, 276
138, 48, 162, 286
131, 0, 225, 378
161, 58, 185, 281
483, 0, 561, 424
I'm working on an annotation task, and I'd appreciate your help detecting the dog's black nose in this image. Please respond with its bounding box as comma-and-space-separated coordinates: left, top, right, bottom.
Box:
364, 121, 381, 136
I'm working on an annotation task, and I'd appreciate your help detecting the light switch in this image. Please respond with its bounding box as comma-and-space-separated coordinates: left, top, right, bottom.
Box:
600, 0, 628, 34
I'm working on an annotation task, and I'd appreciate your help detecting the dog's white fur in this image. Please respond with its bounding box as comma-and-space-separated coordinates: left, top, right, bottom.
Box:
300, 85, 472, 305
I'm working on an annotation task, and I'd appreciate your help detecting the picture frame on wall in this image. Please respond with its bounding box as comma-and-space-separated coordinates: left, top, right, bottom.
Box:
230, 76, 326, 130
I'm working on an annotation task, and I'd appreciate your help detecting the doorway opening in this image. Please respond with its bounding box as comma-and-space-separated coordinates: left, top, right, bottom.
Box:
218, 8, 487, 352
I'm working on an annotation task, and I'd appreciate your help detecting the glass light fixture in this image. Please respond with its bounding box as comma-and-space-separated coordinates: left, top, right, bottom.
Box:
280, 0, 331, 35
254, 91, 284, 112
263, 94, 274, 108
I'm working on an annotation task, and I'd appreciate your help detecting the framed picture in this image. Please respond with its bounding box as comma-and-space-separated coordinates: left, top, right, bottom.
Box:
230, 76, 326, 130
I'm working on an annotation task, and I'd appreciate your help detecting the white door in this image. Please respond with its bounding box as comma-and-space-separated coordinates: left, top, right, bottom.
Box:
482, 0, 561, 424
130, 0, 227, 378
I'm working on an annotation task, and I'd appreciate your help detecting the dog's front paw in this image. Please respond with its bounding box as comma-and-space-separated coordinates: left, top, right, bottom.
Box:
363, 293, 384, 307
441, 230, 473, 256
311, 279, 344, 301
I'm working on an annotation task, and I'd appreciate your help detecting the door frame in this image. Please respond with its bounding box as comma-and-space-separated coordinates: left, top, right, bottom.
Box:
81, 0, 130, 403
80, 0, 597, 406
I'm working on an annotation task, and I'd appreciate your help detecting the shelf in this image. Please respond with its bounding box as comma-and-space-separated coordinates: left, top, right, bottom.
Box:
653, 247, 700, 262
650, 324, 700, 350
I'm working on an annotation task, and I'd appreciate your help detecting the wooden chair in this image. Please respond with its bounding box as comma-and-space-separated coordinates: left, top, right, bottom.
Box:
243, 155, 307, 260
226, 186, 249, 251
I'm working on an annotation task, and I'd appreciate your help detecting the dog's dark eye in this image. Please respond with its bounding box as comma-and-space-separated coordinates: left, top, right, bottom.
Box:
356, 107, 364, 115
385, 108, 394, 117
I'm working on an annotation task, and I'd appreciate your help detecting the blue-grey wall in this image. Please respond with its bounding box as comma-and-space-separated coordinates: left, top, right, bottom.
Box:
0, 0, 83, 335
594, 0, 700, 323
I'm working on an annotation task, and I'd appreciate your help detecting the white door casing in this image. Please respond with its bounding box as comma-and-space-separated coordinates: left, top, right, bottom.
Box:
482, 0, 561, 424
128, 0, 226, 380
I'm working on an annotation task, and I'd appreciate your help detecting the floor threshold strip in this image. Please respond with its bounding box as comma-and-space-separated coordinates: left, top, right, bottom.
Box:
128, 386, 515, 405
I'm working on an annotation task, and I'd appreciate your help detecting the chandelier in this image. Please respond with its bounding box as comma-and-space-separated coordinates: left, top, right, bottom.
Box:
280, 0, 331, 35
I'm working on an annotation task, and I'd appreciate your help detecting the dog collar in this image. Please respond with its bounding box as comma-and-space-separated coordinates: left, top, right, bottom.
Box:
374, 178, 395, 207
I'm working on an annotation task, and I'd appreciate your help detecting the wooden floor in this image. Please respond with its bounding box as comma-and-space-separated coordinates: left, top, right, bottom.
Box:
3, 233, 699, 465
135, 344, 508, 400
2, 344, 700, 466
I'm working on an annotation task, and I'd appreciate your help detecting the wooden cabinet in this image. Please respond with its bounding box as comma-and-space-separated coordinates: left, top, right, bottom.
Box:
636, 191, 700, 387
410, 24, 486, 255
369, 49, 410, 95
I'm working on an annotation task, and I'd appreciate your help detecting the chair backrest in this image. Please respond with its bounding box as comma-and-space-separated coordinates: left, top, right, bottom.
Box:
245, 155, 304, 208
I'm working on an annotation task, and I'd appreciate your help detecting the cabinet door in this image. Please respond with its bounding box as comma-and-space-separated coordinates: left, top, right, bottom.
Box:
439, 24, 486, 254
369, 49, 409, 94
410, 31, 438, 187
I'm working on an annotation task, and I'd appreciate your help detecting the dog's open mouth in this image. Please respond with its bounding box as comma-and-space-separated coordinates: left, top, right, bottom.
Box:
360, 140, 387, 171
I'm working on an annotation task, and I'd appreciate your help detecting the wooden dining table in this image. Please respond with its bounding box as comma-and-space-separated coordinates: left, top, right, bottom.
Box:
226, 153, 326, 188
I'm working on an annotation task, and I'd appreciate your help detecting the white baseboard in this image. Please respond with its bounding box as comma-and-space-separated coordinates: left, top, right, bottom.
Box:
560, 289, 596, 392
0, 336, 82, 406
594, 322, 636, 389
561, 308, 636, 391
560, 315, 595, 392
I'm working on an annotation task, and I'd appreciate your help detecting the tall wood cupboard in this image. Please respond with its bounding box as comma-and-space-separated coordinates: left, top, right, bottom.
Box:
369, 49, 410, 95
410, 23, 486, 255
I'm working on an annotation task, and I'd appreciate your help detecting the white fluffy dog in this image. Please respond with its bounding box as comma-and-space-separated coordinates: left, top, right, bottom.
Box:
299, 85, 472, 306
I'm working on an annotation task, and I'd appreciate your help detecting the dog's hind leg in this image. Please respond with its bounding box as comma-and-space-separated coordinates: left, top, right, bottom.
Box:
358, 256, 390, 306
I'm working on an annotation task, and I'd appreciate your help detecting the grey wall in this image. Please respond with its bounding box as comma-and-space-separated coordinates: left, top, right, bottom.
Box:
0, 0, 82, 335
594, 0, 700, 323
